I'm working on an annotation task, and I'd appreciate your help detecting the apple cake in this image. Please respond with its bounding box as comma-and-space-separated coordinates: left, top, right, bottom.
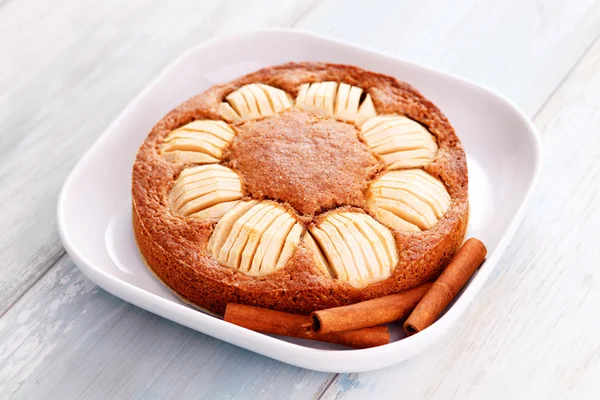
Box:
132, 62, 469, 315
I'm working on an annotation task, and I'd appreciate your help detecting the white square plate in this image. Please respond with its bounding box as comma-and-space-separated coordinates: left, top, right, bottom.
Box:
57, 29, 541, 373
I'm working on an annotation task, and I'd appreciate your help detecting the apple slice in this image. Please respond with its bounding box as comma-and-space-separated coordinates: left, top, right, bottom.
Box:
183, 120, 235, 141
383, 150, 438, 169
369, 187, 438, 228
173, 177, 242, 215
179, 190, 243, 217
319, 220, 362, 285
175, 165, 238, 190
308, 224, 347, 282
225, 90, 251, 119
370, 207, 421, 233
215, 202, 269, 263
295, 82, 339, 117
220, 102, 240, 121
313, 82, 328, 111
238, 207, 286, 272
373, 175, 447, 218
356, 94, 376, 124
247, 84, 276, 117
162, 119, 235, 162
189, 200, 240, 220
303, 234, 334, 277
163, 151, 219, 164
327, 215, 370, 281
361, 115, 438, 168
162, 137, 224, 158
333, 213, 380, 279
260, 218, 298, 274
275, 223, 304, 270
208, 200, 259, 255
369, 196, 431, 230
335, 83, 376, 123
359, 213, 399, 272
307, 212, 399, 287
342, 212, 394, 277
222, 84, 293, 120
323, 82, 338, 116
334, 83, 351, 118
238, 85, 261, 119
177, 164, 236, 180
295, 83, 309, 110
164, 131, 228, 148
361, 115, 401, 133
344, 86, 362, 120
224, 203, 275, 269
295, 82, 375, 123
371, 169, 451, 224
371, 136, 435, 154
171, 177, 239, 208
249, 212, 294, 275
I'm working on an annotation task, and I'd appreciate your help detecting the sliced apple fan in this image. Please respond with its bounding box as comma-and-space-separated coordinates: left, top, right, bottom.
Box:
307, 212, 398, 288
170, 165, 243, 218
368, 169, 451, 232
208, 201, 303, 276
161, 120, 235, 164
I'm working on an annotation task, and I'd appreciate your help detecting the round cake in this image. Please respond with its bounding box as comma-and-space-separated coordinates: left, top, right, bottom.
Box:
132, 62, 469, 315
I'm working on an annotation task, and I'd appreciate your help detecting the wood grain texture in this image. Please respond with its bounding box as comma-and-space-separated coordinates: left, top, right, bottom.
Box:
1, 0, 600, 398
0, 255, 332, 399
320, 31, 600, 400
0, 0, 318, 314
297, 0, 600, 116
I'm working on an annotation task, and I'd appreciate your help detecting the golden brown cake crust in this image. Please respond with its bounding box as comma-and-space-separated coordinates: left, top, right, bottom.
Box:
132, 62, 469, 315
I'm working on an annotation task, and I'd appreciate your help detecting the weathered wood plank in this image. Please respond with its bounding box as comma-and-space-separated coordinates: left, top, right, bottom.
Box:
319, 32, 600, 400
0, 0, 318, 314
0, 255, 333, 399
297, 0, 600, 116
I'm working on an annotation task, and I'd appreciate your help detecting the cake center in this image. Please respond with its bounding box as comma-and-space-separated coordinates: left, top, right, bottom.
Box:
227, 109, 381, 215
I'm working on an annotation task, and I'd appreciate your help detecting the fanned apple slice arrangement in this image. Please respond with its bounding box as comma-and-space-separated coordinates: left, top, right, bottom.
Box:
367, 169, 451, 232
160, 80, 452, 287
295, 81, 376, 124
208, 201, 304, 276
161, 120, 235, 164
170, 165, 244, 218
361, 116, 438, 169
220, 83, 294, 121
307, 212, 398, 288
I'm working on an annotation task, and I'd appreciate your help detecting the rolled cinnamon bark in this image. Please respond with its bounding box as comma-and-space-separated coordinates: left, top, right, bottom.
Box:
311, 283, 432, 334
404, 238, 487, 335
224, 303, 390, 349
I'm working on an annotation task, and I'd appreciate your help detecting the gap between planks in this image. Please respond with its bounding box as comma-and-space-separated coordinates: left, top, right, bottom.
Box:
532, 32, 600, 120
0, 250, 66, 319
312, 373, 340, 400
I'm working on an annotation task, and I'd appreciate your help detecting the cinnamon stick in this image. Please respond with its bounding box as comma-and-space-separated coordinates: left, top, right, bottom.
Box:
224, 303, 390, 349
404, 238, 487, 335
311, 283, 432, 334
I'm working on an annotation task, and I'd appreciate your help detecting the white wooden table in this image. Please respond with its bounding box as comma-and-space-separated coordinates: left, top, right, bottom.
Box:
2, 0, 600, 398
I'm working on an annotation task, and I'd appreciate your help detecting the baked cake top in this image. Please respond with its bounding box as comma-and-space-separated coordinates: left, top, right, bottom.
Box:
132, 62, 468, 297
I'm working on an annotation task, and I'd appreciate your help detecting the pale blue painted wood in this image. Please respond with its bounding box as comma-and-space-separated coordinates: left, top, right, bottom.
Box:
0, 256, 333, 399
1, 0, 600, 398
297, 0, 600, 117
